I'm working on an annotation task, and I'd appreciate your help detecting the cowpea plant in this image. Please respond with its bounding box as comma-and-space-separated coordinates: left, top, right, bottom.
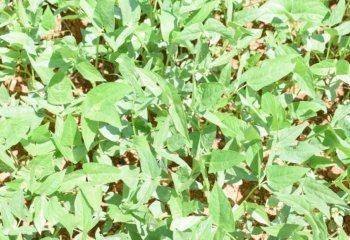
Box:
0, 0, 350, 239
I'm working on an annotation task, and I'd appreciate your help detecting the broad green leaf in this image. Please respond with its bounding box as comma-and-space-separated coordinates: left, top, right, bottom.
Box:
18, 0, 30, 28
0, 32, 36, 54
293, 58, 316, 98
93, 0, 115, 32
310, 59, 336, 76
59, 170, 87, 192
47, 72, 73, 105
187, 1, 219, 25
83, 163, 121, 185
209, 183, 235, 232
244, 55, 296, 91
173, 23, 203, 42
59, 214, 79, 237
306, 212, 327, 240
33, 196, 47, 234
74, 191, 93, 233
34, 170, 66, 195
197, 82, 224, 111
80, 184, 102, 211
288, 101, 326, 120
245, 202, 270, 225
0, 199, 17, 233
234, 8, 263, 25
160, 11, 176, 42
262, 224, 300, 238
261, 92, 288, 130
76, 58, 105, 83
0, 116, 31, 148
0, 148, 16, 172
277, 142, 322, 163
208, 150, 245, 173
336, 59, 349, 75
42, 7, 56, 30
204, 18, 235, 39
119, 0, 141, 26
45, 197, 66, 224
82, 82, 131, 127
275, 122, 309, 148
133, 135, 161, 178
170, 216, 203, 231
266, 165, 308, 190
334, 21, 350, 36
260, 0, 329, 24
81, 117, 98, 150
303, 178, 345, 206
61, 115, 81, 146
323, 0, 346, 26
276, 194, 311, 215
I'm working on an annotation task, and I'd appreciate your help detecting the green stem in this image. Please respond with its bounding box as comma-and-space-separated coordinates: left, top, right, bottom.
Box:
95, 37, 100, 69
326, 38, 332, 59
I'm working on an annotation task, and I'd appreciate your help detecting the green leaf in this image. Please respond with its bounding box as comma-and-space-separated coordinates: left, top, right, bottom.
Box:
204, 18, 235, 39
47, 72, 73, 105
262, 224, 300, 238
61, 115, 81, 146
173, 23, 203, 42
34, 170, 66, 195
208, 150, 245, 173
82, 82, 131, 127
0, 199, 17, 233
119, 0, 141, 26
197, 82, 224, 111
33, 196, 47, 234
170, 216, 204, 231
334, 21, 350, 36
277, 142, 322, 164
133, 135, 161, 178
276, 194, 311, 214
18, 0, 30, 28
187, 1, 219, 25
209, 183, 235, 232
0, 116, 31, 148
336, 59, 349, 75
81, 117, 98, 150
266, 165, 308, 190
76, 58, 105, 83
261, 92, 288, 130
275, 122, 309, 148
0, 32, 36, 54
306, 212, 327, 240
160, 11, 176, 42
83, 163, 121, 185
288, 101, 326, 120
293, 58, 316, 98
303, 178, 345, 206
80, 184, 102, 211
0, 148, 16, 172
244, 55, 296, 91
323, 0, 346, 26
310, 59, 336, 76
42, 7, 56, 30
93, 0, 115, 32
74, 191, 93, 233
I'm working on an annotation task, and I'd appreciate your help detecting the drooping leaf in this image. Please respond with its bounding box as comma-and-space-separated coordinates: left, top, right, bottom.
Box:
133, 135, 161, 178
209, 183, 235, 232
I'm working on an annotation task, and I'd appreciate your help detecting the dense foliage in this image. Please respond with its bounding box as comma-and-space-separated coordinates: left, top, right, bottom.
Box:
0, 0, 350, 239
